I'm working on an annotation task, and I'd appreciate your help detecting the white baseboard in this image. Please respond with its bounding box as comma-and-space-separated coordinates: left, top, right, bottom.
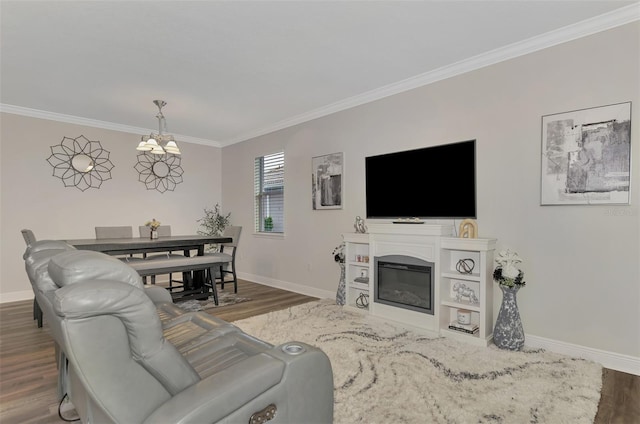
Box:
525, 334, 640, 376
237, 272, 335, 301
0, 290, 34, 304
240, 272, 640, 376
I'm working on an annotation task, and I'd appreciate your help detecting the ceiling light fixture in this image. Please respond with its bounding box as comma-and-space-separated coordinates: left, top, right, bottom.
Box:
137, 100, 181, 155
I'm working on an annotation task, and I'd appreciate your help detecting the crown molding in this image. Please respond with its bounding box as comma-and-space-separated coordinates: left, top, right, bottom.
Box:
222, 3, 640, 146
2, 4, 637, 148
0, 103, 222, 148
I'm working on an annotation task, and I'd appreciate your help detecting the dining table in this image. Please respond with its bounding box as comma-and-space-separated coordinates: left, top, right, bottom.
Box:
65, 234, 231, 256
64, 234, 232, 300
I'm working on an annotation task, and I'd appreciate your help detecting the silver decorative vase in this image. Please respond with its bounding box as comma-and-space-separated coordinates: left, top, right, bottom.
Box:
493, 285, 525, 350
336, 263, 346, 306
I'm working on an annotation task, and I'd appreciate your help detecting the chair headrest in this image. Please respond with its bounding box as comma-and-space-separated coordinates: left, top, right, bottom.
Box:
48, 250, 143, 289
53, 280, 200, 395
222, 226, 242, 247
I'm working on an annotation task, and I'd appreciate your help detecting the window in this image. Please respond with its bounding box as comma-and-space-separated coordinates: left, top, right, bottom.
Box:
254, 152, 284, 233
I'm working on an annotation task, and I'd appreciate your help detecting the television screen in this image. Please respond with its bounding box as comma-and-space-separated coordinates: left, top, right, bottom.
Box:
365, 140, 476, 219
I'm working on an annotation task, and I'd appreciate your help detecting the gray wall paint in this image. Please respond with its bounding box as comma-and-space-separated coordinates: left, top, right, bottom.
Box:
0, 114, 223, 298
221, 23, 639, 357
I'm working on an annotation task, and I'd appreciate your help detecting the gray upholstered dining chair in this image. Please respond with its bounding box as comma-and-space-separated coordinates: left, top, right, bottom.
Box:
204, 226, 242, 293
95, 225, 145, 266
138, 225, 171, 239
139, 225, 184, 290
21, 228, 37, 246
95, 226, 134, 239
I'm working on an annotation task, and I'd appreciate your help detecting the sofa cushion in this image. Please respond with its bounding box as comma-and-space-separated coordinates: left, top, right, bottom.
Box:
48, 250, 143, 289
26, 249, 71, 293
23, 239, 76, 259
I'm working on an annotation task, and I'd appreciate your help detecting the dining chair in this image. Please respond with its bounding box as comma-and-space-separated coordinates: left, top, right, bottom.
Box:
138, 225, 171, 239
95, 226, 145, 267
204, 225, 242, 293
21, 228, 37, 246
95, 226, 134, 239
21, 229, 42, 327
138, 225, 184, 290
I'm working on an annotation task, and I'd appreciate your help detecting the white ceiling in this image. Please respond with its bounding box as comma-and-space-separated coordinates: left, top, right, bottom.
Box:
1, 1, 638, 147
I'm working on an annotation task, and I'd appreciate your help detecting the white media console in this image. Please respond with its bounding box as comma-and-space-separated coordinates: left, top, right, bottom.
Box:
343, 223, 496, 347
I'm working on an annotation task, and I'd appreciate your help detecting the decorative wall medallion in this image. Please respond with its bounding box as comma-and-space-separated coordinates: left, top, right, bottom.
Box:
46, 135, 114, 191
134, 152, 183, 193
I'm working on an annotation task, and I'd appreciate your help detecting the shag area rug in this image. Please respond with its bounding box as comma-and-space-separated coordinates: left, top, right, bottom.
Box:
234, 300, 602, 424
176, 291, 250, 312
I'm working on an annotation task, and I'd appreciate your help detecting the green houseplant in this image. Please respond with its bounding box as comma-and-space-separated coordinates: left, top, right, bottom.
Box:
197, 203, 231, 252
263, 216, 273, 232
197, 203, 231, 236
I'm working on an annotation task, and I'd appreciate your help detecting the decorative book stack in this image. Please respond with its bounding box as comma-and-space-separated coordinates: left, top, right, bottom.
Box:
448, 321, 479, 334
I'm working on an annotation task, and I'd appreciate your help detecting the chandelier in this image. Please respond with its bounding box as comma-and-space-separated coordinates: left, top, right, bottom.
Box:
136, 100, 181, 155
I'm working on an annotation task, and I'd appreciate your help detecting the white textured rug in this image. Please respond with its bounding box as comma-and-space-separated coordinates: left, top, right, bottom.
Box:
234, 300, 602, 424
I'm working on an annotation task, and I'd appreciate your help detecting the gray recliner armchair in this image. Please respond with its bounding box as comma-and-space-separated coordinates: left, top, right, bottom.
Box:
25, 244, 334, 424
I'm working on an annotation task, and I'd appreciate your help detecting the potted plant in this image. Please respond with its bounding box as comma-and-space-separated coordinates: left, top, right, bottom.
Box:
263, 216, 273, 232
493, 249, 526, 350
197, 203, 231, 251
333, 242, 345, 305
145, 218, 161, 239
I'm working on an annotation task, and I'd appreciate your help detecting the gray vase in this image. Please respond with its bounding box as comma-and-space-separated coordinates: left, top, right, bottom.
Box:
493, 285, 525, 350
336, 263, 346, 306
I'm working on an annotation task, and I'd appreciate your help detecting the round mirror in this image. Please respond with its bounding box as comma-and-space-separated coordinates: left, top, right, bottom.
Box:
71, 154, 95, 173
152, 161, 170, 178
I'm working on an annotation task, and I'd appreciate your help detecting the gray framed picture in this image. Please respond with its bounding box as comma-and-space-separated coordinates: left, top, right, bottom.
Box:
541, 102, 631, 205
312, 152, 343, 210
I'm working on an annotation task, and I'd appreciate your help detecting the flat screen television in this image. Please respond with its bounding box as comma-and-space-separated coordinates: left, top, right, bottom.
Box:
365, 139, 476, 219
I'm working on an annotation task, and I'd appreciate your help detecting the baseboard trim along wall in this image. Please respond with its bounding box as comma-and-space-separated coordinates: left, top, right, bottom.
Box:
241, 271, 640, 377
0, 290, 33, 304
525, 334, 640, 376
238, 271, 335, 300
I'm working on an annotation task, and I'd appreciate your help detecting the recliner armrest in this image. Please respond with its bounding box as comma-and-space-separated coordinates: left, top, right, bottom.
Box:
144, 285, 173, 304
142, 353, 285, 424
143, 343, 333, 424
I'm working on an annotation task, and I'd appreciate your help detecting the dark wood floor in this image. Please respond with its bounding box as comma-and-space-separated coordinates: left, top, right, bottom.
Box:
0, 280, 637, 423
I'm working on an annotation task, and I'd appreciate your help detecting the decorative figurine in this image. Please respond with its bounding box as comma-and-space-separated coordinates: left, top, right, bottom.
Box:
354, 216, 367, 234
459, 219, 478, 238
452, 281, 479, 304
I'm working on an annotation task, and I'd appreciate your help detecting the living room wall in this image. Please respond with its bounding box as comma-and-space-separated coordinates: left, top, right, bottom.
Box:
221, 22, 639, 365
0, 114, 223, 301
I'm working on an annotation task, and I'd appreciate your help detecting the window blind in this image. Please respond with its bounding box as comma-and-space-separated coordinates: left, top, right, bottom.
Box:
254, 152, 284, 233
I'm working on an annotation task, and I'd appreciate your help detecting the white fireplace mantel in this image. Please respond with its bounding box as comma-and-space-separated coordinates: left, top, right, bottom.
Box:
344, 223, 496, 346
367, 223, 454, 333
367, 223, 454, 237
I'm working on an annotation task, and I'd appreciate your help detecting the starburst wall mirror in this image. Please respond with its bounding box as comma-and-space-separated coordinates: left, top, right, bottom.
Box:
46, 135, 114, 191
134, 151, 184, 193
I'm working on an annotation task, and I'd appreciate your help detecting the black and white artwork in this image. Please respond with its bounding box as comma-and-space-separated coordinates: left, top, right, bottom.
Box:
541, 102, 631, 205
312, 152, 343, 210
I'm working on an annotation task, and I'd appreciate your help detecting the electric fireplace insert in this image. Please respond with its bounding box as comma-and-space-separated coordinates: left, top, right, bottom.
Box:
374, 255, 434, 315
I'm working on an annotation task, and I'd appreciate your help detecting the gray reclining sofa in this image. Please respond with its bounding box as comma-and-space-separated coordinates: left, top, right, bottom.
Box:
23, 240, 334, 424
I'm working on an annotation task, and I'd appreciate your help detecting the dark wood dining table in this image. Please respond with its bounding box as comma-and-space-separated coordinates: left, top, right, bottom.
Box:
65, 234, 231, 256
64, 235, 232, 300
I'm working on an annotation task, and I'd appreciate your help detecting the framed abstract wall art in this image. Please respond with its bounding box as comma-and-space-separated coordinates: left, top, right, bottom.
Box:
312, 152, 343, 210
541, 102, 631, 205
